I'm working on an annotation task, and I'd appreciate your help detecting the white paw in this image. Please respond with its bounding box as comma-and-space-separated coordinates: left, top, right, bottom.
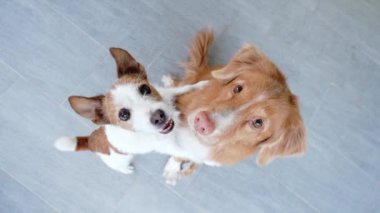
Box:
161, 75, 175, 87
163, 169, 180, 186
118, 165, 135, 174
122, 167, 135, 174
162, 157, 181, 185
180, 161, 193, 171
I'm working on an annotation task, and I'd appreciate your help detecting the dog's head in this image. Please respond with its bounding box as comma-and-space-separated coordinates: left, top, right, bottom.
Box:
185, 45, 306, 165
69, 48, 175, 134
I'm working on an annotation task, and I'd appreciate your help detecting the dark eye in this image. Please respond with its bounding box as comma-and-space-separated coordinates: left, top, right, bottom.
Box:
118, 108, 130, 121
250, 118, 263, 128
233, 85, 243, 94
139, 84, 151, 96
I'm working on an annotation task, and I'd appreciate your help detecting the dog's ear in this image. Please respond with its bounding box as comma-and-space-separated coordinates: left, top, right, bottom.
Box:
88, 127, 111, 155
68, 95, 109, 124
211, 68, 238, 82
109, 47, 147, 79
212, 44, 264, 82
232, 44, 265, 64
212, 44, 285, 84
256, 99, 306, 166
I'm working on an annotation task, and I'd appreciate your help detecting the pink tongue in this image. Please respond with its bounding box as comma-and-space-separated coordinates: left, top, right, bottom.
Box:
194, 111, 215, 135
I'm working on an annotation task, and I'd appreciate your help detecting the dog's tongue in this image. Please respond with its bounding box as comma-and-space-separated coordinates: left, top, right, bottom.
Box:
194, 111, 215, 135
160, 119, 175, 134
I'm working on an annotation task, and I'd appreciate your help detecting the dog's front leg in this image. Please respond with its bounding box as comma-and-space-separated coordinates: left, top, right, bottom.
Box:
162, 157, 198, 185
98, 152, 135, 174
157, 80, 209, 103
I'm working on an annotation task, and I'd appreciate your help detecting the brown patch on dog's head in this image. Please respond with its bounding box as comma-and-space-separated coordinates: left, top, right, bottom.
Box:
179, 44, 306, 165
109, 47, 147, 79
108, 47, 161, 101
69, 47, 169, 135
69, 47, 161, 125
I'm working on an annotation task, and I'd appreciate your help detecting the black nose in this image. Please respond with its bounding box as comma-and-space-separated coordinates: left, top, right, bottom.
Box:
150, 109, 167, 127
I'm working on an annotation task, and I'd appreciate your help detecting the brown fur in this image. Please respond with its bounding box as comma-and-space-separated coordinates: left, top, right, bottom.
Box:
110, 47, 148, 79
70, 49, 162, 131
176, 29, 306, 166
87, 127, 111, 155
68, 95, 108, 125
68, 29, 305, 179
180, 162, 198, 176
75, 136, 90, 151
68, 47, 154, 154
74, 127, 126, 155
173, 157, 198, 176
180, 28, 214, 79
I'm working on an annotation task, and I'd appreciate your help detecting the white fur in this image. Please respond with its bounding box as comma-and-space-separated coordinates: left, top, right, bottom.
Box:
162, 157, 182, 185
104, 124, 211, 163
102, 114, 216, 183
110, 80, 209, 134
97, 151, 135, 174
111, 84, 176, 133
156, 80, 209, 104
54, 137, 77, 151
56, 80, 210, 177
99, 80, 217, 183
161, 74, 175, 87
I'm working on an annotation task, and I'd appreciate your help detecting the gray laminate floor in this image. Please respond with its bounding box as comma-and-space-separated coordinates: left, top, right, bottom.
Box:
0, 0, 379, 212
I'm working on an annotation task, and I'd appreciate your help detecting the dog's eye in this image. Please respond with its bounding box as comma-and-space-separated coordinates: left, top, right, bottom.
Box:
118, 108, 131, 121
250, 118, 263, 129
233, 85, 243, 94
139, 84, 151, 96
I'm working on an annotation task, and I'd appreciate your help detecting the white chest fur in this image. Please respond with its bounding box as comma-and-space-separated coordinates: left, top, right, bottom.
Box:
104, 125, 211, 163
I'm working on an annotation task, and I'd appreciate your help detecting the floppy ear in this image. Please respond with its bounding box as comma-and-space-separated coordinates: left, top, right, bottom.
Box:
211, 44, 265, 82
211, 68, 239, 82
256, 109, 306, 166
87, 127, 111, 155
233, 44, 265, 63
109, 47, 147, 79
68, 95, 109, 124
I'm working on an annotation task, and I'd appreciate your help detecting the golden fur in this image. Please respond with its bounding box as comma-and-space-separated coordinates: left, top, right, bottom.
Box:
176, 29, 306, 166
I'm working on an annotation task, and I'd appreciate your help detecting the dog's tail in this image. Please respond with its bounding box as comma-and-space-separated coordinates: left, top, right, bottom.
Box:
54, 136, 89, 152
183, 28, 214, 74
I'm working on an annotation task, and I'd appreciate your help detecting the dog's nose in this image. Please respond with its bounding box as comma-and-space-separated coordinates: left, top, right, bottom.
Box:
194, 111, 215, 135
150, 109, 167, 127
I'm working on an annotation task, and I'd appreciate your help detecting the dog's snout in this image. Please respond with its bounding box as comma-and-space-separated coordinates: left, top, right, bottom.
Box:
150, 109, 167, 127
194, 111, 215, 135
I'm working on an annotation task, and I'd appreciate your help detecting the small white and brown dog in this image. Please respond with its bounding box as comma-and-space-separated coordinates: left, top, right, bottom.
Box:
55, 47, 208, 174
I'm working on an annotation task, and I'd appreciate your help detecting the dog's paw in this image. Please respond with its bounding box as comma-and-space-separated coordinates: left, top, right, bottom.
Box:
179, 161, 198, 176
197, 80, 209, 87
161, 75, 175, 87
163, 171, 180, 186
119, 165, 134, 174
162, 157, 181, 185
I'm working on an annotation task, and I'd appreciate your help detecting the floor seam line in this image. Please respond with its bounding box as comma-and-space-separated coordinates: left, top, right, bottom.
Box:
283, 184, 321, 213
0, 167, 60, 212
138, 166, 209, 213
309, 131, 377, 182
42, 0, 106, 51
0, 59, 27, 80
